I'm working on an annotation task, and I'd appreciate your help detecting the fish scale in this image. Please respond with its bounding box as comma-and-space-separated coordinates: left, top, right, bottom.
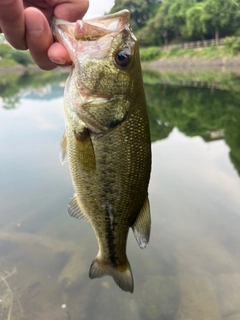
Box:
52, 9, 151, 293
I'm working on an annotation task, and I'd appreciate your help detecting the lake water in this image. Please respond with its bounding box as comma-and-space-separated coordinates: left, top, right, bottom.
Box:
0, 69, 240, 320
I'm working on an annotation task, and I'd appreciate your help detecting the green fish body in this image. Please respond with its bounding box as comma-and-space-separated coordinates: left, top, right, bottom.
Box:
52, 10, 151, 293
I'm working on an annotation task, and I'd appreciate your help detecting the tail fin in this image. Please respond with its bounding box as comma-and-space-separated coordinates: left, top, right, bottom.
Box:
89, 257, 134, 293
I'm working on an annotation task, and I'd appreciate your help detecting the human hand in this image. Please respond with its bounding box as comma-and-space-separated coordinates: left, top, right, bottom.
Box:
0, 0, 89, 70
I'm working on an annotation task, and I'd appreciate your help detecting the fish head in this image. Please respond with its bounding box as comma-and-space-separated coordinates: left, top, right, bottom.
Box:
51, 10, 140, 99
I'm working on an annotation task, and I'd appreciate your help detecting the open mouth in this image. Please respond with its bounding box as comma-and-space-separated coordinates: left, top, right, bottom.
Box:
51, 10, 131, 65
51, 10, 130, 42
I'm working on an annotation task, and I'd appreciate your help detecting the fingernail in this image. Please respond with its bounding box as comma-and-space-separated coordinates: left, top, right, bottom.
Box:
49, 57, 67, 65
26, 14, 44, 35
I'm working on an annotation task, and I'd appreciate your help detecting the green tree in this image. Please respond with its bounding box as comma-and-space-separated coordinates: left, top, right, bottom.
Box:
111, 0, 240, 45
137, 6, 171, 46
136, 0, 179, 46
141, 2, 174, 45
153, 0, 199, 40
110, 0, 160, 31
186, 3, 205, 40
202, 0, 240, 43
137, 0, 199, 45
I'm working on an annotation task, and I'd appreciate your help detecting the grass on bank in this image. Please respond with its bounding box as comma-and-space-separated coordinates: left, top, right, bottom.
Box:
140, 37, 240, 62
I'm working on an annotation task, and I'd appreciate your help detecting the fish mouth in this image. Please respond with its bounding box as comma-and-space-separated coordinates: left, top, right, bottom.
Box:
51, 10, 130, 64
51, 9, 130, 43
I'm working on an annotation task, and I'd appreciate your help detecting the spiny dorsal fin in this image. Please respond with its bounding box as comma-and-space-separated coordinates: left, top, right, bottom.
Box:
132, 196, 151, 249
60, 131, 68, 165
68, 194, 87, 221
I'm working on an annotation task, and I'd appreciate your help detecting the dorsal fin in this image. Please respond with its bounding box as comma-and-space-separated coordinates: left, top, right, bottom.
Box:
132, 196, 151, 249
60, 131, 68, 165
68, 194, 88, 221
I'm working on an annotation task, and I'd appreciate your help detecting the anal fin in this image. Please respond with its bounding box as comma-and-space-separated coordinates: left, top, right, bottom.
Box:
132, 196, 151, 249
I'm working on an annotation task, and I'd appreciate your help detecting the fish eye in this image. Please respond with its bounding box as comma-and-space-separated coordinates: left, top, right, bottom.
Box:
114, 49, 131, 67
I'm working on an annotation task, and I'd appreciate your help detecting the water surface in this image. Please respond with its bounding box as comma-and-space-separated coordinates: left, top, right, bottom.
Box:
0, 70, 240, 320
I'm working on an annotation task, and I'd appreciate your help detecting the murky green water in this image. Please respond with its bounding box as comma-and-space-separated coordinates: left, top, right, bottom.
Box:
0, 69, 240, 320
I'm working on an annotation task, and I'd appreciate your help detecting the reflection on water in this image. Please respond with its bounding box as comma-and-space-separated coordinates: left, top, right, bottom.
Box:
0, 69, 240, 320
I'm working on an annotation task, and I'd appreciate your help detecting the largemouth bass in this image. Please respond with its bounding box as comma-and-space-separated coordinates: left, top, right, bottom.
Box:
52, 10, 151, 293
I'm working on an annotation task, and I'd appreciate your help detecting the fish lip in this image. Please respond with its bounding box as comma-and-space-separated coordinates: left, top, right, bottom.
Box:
51, 9, 130, 42
51, 9, 130, 29
78, 9, 130, 34
51, 16, 73, 27
86, 9, 130, 24
51, 17, 75, 36
51, 17, 75, 40
51, 10, 132, 66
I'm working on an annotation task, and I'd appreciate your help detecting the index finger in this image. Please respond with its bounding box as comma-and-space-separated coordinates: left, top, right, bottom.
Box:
47, 0, 89, 21
0, 0, 27, 50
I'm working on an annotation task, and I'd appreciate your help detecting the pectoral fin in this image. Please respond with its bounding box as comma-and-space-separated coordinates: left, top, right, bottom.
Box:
132, 196, 151, 249
60, 132, 68, 165
74, 128, 95, 174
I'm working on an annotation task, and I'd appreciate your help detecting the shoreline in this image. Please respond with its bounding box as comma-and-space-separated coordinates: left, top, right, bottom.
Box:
0, 65, 71, 75
1, 57, 240, 75
144, 56, 240, 73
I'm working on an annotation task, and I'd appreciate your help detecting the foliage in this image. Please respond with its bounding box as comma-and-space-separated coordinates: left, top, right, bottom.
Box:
140, 42, 240, 61
201, 0, 240, 41
137, 2, 174, 46
110, 0, 161, 31
0, 44, 13, 58
164, 0, 197, 38
0, 44, 16, 66
186, 3, 205, 39
11, 51, 33, 66
0, 58, 16, 67
136, 23, 163, 46
0, 44, 33, 67
140, 47, 161, 61
223, 37, 240, 54
111, 0, 240, 46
